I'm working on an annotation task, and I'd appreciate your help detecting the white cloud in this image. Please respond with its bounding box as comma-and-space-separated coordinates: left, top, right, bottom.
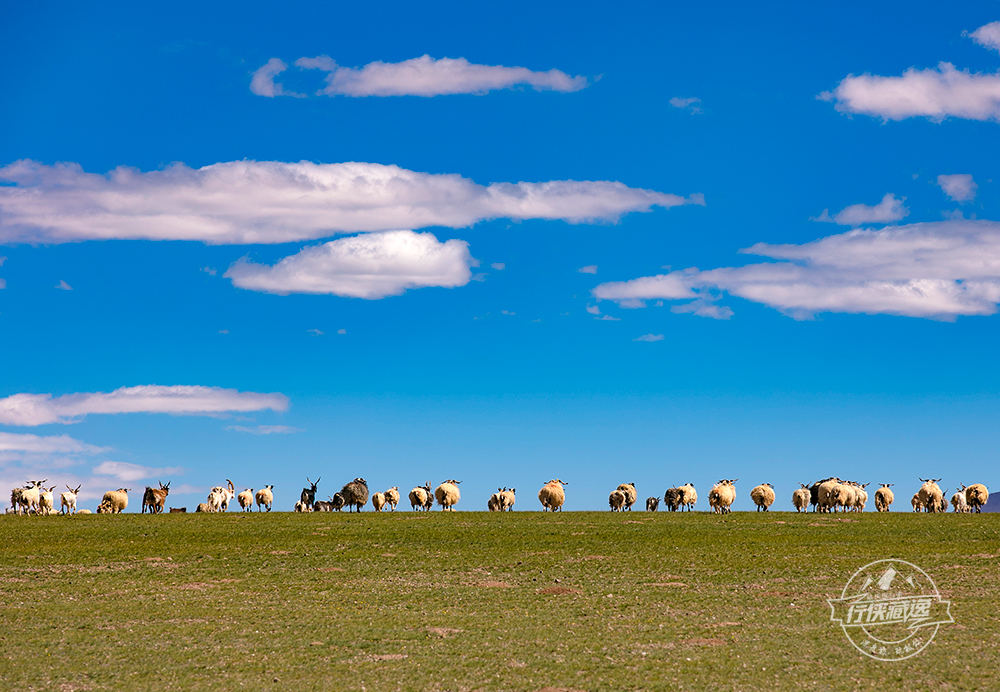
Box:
225, 230, 475, 299
586, 305, 601, 315
0, 160, 701, 245
55, 279, 72, 290
669, 97, 702, 113
219, 329, 229, 334
337, 328, 346, 334
0, 432, 107, 455
578, 265, 598, 274
0, 385, 289, 426
820, 62, 1000, 122
969, 21, 1000, 52
501, 310, 515, 315
491, 262, 505, 270
201, 266, 217, 276
814, 193, 909, 226
307, 328, 324, 336
594, 314, 620, 321
633, 333, 664, 342
290, 54, 588, 97
937, 174, 978, 203
594, 219, 1000, 320
0, 279, 6, 289
249, 58, 305, 98
0, 255, 6, 265
92, 461, 184, 482
225, 425, 302, 435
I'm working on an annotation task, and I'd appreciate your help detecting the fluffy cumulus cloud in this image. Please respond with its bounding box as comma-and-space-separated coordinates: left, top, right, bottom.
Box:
225, 230, 475, 299
969, 21, 1000, 52
937, 174, 978, 203
633, 333, 664, 342
92, 461, 184, 482
0, 432, 108, 455
669, 97, 702, 113
0, 160, 701, 245
814, 193, 909, 225
0, 385, 289, 426
250, 54, 588, 97
593, 219, 1000, 320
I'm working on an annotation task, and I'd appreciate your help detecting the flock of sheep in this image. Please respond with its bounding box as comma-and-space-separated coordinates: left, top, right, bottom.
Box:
5, 475, 991, 515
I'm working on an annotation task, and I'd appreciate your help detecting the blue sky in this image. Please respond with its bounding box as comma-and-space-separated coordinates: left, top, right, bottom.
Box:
2, 0, 999, 511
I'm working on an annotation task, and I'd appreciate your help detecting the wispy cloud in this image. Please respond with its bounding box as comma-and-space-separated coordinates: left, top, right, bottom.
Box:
0, 432, 108, 455
55, 279, 72, 290
337, 328, 346, 334
813, 193, 909, 226
594, 314, 620, 321
225, 230, 475, 299
586, 305, 601, 315
200, 266, 217, 276
92, 461, 184, 482
594, 219, 1000, 320
669, 96, 702, 114
0, 385, 289, 426
491, 262, 505, 270
250, 54, 588, 98
578, 265, 598, 274
307, 328, 324, 336
0, 160, 702, 245
225, 425, 303, 435
937, 174, 978, 203
633, 333, 664, 342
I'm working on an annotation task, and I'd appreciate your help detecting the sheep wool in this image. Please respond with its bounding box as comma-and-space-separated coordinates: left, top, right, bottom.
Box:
487, 493, 502, 512
917, 479, 944, 513
708, 480, 736, 514
874, 485, 894, 512
371, 492, 386, 512
238, 489, 254, 512
965, 484, 989, 513
538, 480, 567, 511
608, 489, 626, 511
340, 478, 370, 513
435, 480, 461, 511
677, 483, 697, 511
101, 489, 130, 514
384, 487, 400, 511
500, 488, 516, 511
617, 483, 637, 511
409, 483, 432, 511
255, 485, 274, 512
792, 485, 810, 512
750, 483, 775, 512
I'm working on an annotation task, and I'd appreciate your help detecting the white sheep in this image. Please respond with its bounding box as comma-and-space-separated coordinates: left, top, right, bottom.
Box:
850, 483, 870, 512
708, 479, 737, 514
677, 483, 697, 511
76, 509, 92, 515
60, 485, 82, 515
371, 492, 386, 512
500, 487, 516, 511
487, 492, 503, 512
255, 485, 274, 512
749, 483, 774, 512
238, 489, 254, 512
435, 480, 461, 511
617, 483, 637, 511
195, 502, 211, 513
792, 484, 810, 512
608, 489, 626, 511
911, 493, 922, 512
409, 482, 433, 511
538, 479, 568, 511
917, 478, 944, 513
965, 483, 989, 513
101, 488, 130, 514
874, 484, 894, 512
384, 487, 400, 511
816, 478, 842, 513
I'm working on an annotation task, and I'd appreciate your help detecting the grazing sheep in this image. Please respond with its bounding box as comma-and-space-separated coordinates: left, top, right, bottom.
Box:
195, 503, 211, 513
38, 485, 57, 515
255, 485, 274, 512
371, 492, 386, 512
142, 481, 170, 514
487, 491, 503, 512
708, 479, 737, 514
917, 478, 944, 513
951, 485, 969, 513
435, 480, 461, 511
409, 482, 433, 511
617, 483, 637, 511
340, 478, 370, 512
60, 485, 82, 515
384, 487, 400, 511
646, 496, 660, 512
965, 483, 989, 513
677, 483, 697, 511
301, 477, 321, 510
538, 479, 568, 511
874, 484, 894, 512
97, 500, 114, 514
237, 488, 254, 512
101, 488, 130, 514
750, 483, 775, 511
169, 507, 186, 513
500, 487, 516, 511
792, 484, 810, 513
664, 487, 682, 512
294, 500, 312, 512
911, 493, 922, 512
608, 489, 626, 511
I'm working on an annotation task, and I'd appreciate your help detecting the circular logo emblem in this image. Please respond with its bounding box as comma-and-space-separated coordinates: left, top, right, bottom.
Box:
828, 559, 954, 661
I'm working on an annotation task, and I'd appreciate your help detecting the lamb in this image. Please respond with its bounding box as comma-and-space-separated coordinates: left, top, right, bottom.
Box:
663, 487, 681, 512
917, 478, 944, 513
608, 489, 626, 511
237, 488, 254, 512
487, 491, 503, 512
142, 481, 170, 514
750, 483, 775, 511
371, 492, 386, 512
38, 485, 57, 515
538, 479, 568, 511
792, 484, 810, 513
677, 483, 697, 511
951, 485, 969, 513
874, 484, 894, 512
617, 483, 637, 511
646, 496, 660, 512
500, 487, 516, 511
384, 487, 400, 511
708, 479, 737, 514
409, 482, 433, 511
100, 488, 130, 514
965, 483, 989, 513
340, 478, 369, 512
435, 480, 461, 511
255, 485, 274, 512
60, 485, 82, 515
911, 493, 922, 512
301, 477, 320, 510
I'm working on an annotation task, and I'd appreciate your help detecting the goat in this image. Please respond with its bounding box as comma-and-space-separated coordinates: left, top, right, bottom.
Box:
301, 477, 320, 510
142, 481, 170, 514
60, 485, 82, 515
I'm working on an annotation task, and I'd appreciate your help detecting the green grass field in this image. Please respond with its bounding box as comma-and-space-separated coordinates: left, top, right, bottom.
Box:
1, 511, 998, 691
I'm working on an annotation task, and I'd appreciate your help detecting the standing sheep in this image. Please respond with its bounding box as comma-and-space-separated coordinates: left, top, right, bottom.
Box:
874, 484, 894, 512
965, 483, 989, 513
708, 479, 737, 514
487, 491, 503, 512
409, 482, 433, 511
237, 488, 254, 512
816, 478, 842, 513
384, 487, 400, 511
60, 485, 82, 515
331, 493, 346, 511
371, 492, 386, 512
608, 489, 626, 511
677, 483, 697, 511
917, 478, 944, 513
500, 487, 516, 511
255, 485, 274, 512
951, 485, 969, 513
750, 483, 775, 512
435, 480, 461, 511
101, 488, 130, 514
340, 478, 369, 512
617, 483, 637, 511
664, 487, 682, 512
538, 479, 568, 511
792, 484, 810, 513
911, 493, 922, 512
646, 496, 660, 512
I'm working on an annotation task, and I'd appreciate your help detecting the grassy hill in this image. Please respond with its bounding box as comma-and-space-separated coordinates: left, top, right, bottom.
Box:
1, 511, 997, 691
